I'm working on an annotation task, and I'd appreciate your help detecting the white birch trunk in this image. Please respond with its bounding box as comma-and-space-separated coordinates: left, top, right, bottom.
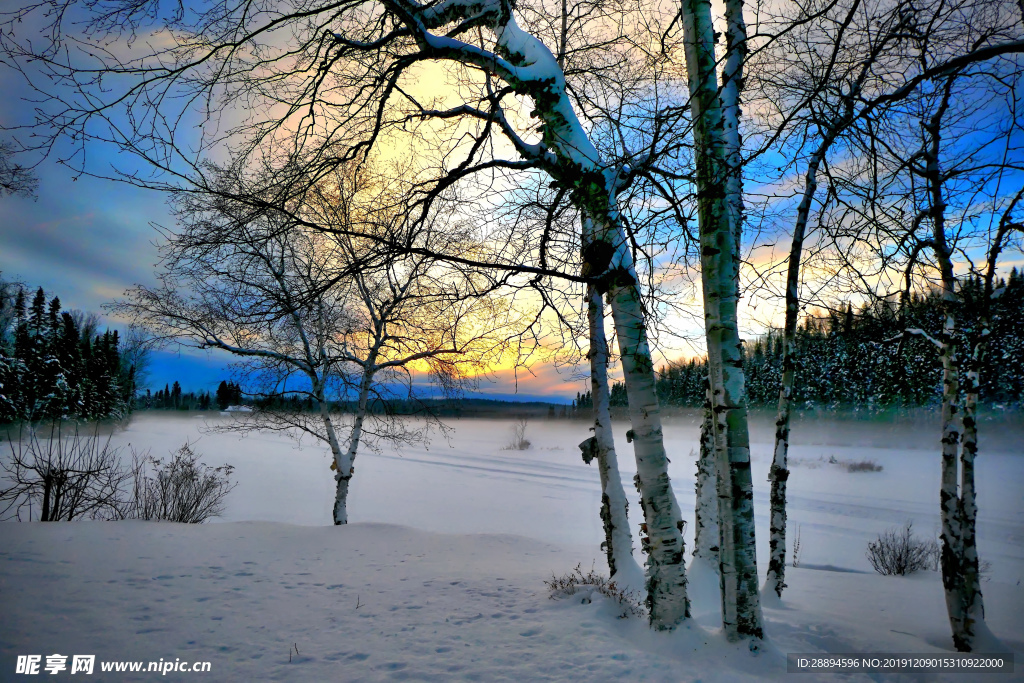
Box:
923, 90, 990, 651
583, 212, 691, 628
333, 363, 375, 526
582, 284, 644, 589
959, 357, 986, 644
317, 390, 353, 526
679, 0, 763, 641
937, 302, 969, 647
693, 388, 719, 564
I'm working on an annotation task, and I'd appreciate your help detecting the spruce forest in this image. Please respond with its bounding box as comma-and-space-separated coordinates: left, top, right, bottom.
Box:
594, 271, 1024, 410
0, 283, 137, 422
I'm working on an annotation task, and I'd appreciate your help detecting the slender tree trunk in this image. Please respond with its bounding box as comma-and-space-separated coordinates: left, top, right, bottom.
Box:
959, 350, 985, 642
923, 86, 989, 651
470, 12, 687, 627
693, 386, 719, 564
766, 153, 821, 597
583, 211, 690, 629
337, 364, 375, 526
936, 299, 970, 648
318, 390, 352, 526
318, 359, 375, 527
581, 284, 643, 588
679, 0, 763, 641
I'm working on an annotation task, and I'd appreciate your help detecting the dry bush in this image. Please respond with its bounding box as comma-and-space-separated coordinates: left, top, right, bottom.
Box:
842, 459, 883, 473
866, 522, 939, 575
502, 417, 531, 451
129, 442, 236, 523
544, 564, 645, 618
826, 455, 883, 472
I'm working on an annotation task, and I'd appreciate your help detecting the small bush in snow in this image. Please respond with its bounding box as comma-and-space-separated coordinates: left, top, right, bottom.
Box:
842, 459, 883, 473
129, 442, 235, 523
866, 522, 939, 575
545, 564, 644, 618
502, 418, 531, 451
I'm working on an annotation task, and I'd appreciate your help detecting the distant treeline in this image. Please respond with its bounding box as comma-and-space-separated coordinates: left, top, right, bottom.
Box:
611, 271, 1024, 410
141, 380, 243, 411
0, 284, 138, 422
138, 387, 574, 419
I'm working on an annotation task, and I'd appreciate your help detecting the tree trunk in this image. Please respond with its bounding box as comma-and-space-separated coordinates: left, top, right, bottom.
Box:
473, 12, 688, 627
959, 352, 985, 644
766, 152, 822, 598
316, 362, 373, 528
582, 284, 644, 589
317, 396, 351, 525
582, 210, 690, 629
679, 0, 763, 641
693, 389, 719, 564
923, 86, 989, 651
937, 302, 971, 648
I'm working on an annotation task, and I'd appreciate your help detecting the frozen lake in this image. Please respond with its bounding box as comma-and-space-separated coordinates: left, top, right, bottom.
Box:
108, 411, 1024, 583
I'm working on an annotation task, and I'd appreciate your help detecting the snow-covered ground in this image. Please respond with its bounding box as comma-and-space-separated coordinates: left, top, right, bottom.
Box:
2, 412, 1022, 681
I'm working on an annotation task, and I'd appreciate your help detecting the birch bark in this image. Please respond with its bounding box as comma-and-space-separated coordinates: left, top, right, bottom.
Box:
406, 0, 690, 628
679, 0, 763, 641
923, 85, 988, 651
693, 392, 719, 564
583, 212, 690, 628
582, 284, 644, 588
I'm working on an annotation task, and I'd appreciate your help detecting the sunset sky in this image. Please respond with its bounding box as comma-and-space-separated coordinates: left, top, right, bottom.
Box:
0, 45, 712, 404
0, 159, 592, 401
0, 79, 603, 402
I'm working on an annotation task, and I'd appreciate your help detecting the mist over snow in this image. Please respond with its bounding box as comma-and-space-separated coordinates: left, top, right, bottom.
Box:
2, 412, 1023, 681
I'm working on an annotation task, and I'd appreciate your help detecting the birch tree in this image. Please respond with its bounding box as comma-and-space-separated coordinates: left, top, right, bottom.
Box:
677, 0, 763, 641
819, 6, 1023, 644
118, 162, 505, 525
747, 0, 1024, 599
579, 284, 644, 588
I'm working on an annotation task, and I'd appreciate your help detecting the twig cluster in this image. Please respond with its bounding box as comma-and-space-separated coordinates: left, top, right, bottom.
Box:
544, 564, 645, 619
866, 522, 940, 575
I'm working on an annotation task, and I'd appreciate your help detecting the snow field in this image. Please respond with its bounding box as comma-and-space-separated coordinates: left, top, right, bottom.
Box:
1, 412, 1022, 681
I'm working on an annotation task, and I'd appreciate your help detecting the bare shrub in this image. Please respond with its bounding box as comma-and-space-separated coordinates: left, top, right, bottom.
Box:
544, 564, 644, 618
866, 522, 939, 575
0, 423, 133, 521
791, 525, 802, 568
842, 459, 883, 473
503, 417, 531, 451
130, 442, 235, 523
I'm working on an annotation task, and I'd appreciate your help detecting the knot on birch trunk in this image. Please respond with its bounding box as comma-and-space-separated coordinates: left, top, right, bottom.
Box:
581, 240, 614, 279
578, 436, 599, 465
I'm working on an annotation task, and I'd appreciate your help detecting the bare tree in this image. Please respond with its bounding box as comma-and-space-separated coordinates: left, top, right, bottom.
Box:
118, 161, 508, 525
0, 423, 131, 521
676, 0, 763, 642
746, 0, 1024, 601
16, 0, 695, 627
816, 3, 1023, 646
578, 284, 643, 588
